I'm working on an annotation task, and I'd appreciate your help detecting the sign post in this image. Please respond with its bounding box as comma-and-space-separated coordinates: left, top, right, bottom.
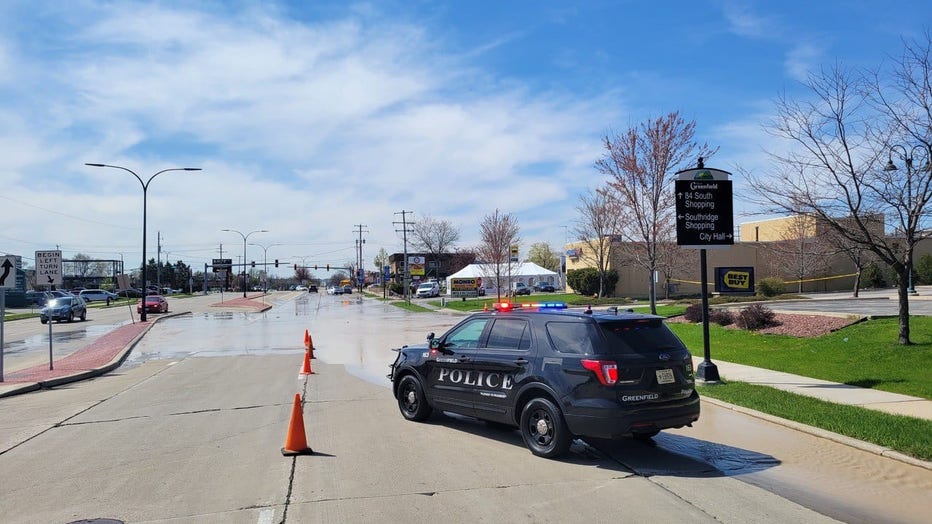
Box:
675, 161, 734, 382
0, 254, 17, 382
35, 250, 63, 371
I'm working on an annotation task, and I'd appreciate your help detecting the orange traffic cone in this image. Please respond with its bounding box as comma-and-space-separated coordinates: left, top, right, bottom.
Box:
307, 332, 316, 359
281, 393, 314, 456
304, 329, 310, 349
483, 303, 489, 312
300, 351, 314, 375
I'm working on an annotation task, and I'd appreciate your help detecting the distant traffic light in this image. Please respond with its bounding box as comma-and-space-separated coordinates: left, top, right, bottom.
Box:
251, 261, 255, 268
294, 264, 297, 271
274, 259, 279, 268
314, 265, 318, 270
326, 264, 330, 271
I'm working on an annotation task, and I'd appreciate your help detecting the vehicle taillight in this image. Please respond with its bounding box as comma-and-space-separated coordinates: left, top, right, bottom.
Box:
581, 359, 618, 385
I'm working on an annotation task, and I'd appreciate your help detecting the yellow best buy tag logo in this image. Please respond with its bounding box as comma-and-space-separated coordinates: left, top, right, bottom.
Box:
723, 271, 750, 289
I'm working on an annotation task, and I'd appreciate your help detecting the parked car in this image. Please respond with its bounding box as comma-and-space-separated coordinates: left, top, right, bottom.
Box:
137, 295, 169, 314
511, 282, 531, 296
327, 286, 343, 295
78, 289, 119, 302
115, 288, 144, 298
295, 285, 308, 291
415, 281, 440, 298
342, 285, 353, 294
533, 282, 556, 293
26, 290, 52, 306
389, 303, 699, 458
40, 296, 87, 323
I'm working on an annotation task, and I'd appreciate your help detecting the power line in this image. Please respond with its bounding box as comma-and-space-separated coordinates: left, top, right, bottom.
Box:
393, 210, 414, 302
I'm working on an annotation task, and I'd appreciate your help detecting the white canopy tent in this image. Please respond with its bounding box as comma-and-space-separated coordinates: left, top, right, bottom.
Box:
445, 262, 558, 295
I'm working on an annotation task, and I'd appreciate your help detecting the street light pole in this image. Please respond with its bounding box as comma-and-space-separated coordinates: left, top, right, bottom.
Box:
85, 163, 201, 321
884, 144, 930, 296
250, 242, 281, 292
223, 229, 267, 297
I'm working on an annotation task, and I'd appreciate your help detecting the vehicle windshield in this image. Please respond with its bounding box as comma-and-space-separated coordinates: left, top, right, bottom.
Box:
47, 298, 68, 307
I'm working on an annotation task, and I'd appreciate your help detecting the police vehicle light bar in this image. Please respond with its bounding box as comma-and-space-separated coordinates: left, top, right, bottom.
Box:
494, 302, 567, 311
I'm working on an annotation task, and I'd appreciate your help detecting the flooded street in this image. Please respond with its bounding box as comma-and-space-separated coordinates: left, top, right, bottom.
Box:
117, 293, 932, 523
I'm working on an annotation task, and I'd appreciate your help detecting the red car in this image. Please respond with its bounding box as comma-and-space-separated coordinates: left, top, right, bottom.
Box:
137, 295, 169, 314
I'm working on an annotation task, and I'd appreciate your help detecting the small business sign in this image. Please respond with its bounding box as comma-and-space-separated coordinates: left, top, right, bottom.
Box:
408, 256, 425, 276
715, 267, 755, 294
35, 250, 62, 286
450, 277, 480, 298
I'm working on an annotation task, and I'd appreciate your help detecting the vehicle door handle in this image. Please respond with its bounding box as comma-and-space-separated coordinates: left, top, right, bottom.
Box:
458, 356, 471, 363
514, 358, 528, 366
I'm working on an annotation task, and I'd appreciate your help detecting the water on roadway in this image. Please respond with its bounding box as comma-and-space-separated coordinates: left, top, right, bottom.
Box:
125, 293, 931, 523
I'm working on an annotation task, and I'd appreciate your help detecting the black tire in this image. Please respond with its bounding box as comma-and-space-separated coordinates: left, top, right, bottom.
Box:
67, 311, 74, 322
397, 375, 432, 421
40, 318, 47, 324
80, 310, 87, 321
520, 398, 572, 458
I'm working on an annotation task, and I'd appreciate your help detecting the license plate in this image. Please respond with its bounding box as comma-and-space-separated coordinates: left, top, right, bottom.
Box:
656, 369, 675, 385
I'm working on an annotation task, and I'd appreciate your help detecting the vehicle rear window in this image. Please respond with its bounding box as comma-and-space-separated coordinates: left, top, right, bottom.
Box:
545, 321, 598, 355
596, 319, 685, 355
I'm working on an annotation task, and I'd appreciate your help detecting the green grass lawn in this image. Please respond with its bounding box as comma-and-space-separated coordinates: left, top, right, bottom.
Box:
698, 381, 932, 461
668, 317, 932, 399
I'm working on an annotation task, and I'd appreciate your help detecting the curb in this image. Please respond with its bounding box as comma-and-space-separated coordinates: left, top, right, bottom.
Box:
700, 396, 931, 471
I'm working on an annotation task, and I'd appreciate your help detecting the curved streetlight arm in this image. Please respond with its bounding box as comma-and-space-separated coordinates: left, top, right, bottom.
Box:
85, 162, 201, 321
222, 229, 267, 297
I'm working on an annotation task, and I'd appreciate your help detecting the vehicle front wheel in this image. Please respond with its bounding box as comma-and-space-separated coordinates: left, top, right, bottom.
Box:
397, 375, 432, 421
67, 311, 74, 322
80, 310, 87, 321
520, 398, 571, 459
40, 318, 48, 324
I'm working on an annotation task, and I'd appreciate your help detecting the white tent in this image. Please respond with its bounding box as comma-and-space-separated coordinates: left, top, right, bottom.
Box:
445, 262, 558, 295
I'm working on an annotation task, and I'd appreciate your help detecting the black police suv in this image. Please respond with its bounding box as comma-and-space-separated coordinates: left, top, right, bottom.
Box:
389, 303, 700, 458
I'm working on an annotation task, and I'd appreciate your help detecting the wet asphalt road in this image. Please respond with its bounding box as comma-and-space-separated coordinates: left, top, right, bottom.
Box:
1, 291, 930, 522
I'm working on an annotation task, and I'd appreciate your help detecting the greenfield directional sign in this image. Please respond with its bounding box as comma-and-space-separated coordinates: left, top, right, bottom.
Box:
35, 250, 63, 286
212, 258, 233, 273
675, 168, 734, 248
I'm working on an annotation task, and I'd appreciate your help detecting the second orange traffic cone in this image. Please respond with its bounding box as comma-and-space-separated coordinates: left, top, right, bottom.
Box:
281, 393, 314, 456
307, 332, 316, 359
300, 351, 314, 375
304, 329, 310, 349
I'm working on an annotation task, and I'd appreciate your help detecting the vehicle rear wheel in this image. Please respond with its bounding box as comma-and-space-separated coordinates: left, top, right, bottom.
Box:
67, 311, 74, 322
397, 375, 432, 421
40, 318, 47, 324
80, 310, 87, 321
520, 398, 571, 458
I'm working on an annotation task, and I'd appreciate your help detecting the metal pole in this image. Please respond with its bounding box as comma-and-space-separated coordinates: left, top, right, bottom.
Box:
696, 249, 719, 382
1, 288, 5, 381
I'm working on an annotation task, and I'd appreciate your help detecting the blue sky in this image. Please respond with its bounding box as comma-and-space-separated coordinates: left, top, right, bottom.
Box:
0, 0, 929, 278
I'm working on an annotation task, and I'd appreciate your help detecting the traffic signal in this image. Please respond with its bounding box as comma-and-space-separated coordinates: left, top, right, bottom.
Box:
275, 259, 279, 268
251, 261, 255, 268
326, 264, 330, 271
314, 265, 317, 270
294, 264, 297, 271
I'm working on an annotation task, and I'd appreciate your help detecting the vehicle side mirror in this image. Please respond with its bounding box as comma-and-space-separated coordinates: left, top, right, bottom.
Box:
429, 338, 443, 351
427, 332, 435, 343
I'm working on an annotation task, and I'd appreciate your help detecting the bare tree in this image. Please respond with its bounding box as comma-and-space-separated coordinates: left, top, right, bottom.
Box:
746, 34, 932, 344
596, 112, 717, 313
476, 209, 520, 301
410, 215, 461, 280
527, 242, 560, 272
573, 187, 622, 297
763, 214, 833, 293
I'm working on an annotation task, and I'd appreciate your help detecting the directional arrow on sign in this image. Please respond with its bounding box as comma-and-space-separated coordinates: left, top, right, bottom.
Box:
0, 258, 12, 286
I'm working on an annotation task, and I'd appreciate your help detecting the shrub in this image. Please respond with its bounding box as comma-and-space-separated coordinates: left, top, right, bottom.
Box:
862, 262, 887, 289
735, 304, 777, 330
709, 308, 735, 326
915, 254, 932, 285
757, 277, 784, 297
684, 303, 704, 322
566, 268, 619, 297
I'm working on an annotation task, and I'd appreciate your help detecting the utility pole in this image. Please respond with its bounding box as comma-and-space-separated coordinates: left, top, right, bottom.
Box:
156, 231, 162, 292
393, 210, 414, 303
354, 224, 369, 292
